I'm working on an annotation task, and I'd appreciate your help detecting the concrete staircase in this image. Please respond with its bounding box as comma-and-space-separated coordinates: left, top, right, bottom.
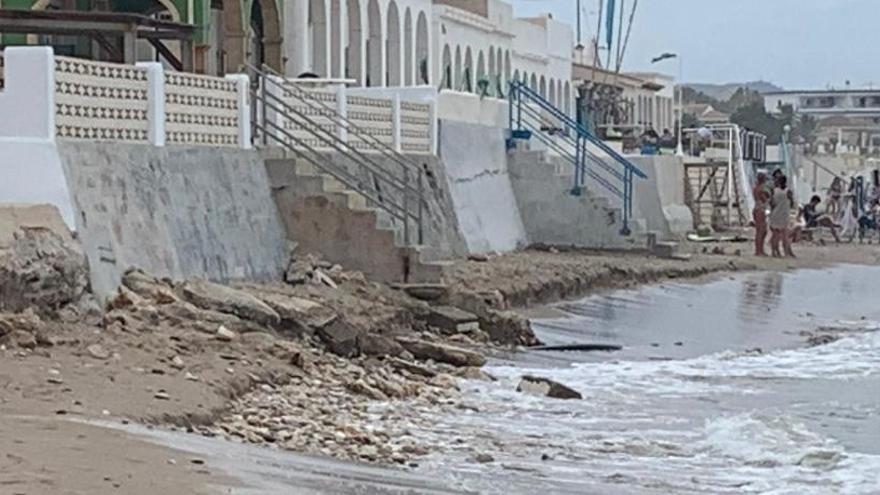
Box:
508, 150, 640, 249
264, 158, 446, 284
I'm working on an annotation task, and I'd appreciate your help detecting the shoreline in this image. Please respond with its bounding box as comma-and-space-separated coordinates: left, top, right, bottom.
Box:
1, 241, 878, 493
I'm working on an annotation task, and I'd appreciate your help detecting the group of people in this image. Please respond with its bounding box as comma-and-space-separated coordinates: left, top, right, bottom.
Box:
751, 169, 880, 257
752, 170, 798, 257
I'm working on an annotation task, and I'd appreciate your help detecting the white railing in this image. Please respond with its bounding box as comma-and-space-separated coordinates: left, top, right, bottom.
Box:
0, 47, 250, 149
55, 56, 150, 142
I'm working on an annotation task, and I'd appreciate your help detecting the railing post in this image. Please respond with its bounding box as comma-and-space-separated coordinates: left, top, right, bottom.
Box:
392, 93, 402, 152
417, 167, 425, 245
137, 62, 165, 147
226, 73, 252, 149
402, 166, 411, 245
335, 83, 347, 143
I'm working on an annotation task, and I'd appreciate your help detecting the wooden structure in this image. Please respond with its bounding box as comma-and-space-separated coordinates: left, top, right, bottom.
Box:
684, 159, 749, 231
0, 9, 194, 71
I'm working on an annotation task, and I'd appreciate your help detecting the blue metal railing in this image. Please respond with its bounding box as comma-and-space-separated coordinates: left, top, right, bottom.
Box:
508, 80, 647, 235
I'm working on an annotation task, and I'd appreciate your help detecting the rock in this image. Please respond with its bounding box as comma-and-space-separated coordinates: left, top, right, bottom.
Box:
11, 330, 37, 349
0, 311, 43, 338
392, 283, 449, 302
182, 280, 280, 327
396, 337, 486, 367
312, 269, 338, 289
86, 344, 111, 360
0, 225, 88, 314
122, 269, 179, 304
257, 293, 337, 332
106, 285, 145, 311
47, 375, 64, 384
184, 372, 200, 381
387, 357, 436, 378
154, 391, 171, 400
285, 257, 315, 285
357, 333, 405, 357
480, 310, 540, 347
216, 325, 237, 342
468, 254, 490, 262
170, 356, 185, 370
517, 376, 582, 400
474, 453, 495, 463
158, 301, 262, 334
425, 306, 480, 334
456, 367, 496, 381
316, 320, 361, 358
346, 380, 388, 401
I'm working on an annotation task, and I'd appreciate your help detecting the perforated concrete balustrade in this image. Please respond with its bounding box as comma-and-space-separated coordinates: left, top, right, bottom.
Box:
266, 79, 436, 155
0, 47, 250, 148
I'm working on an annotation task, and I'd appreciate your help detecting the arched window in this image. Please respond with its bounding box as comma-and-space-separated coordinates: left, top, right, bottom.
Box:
386, 1, 402, 86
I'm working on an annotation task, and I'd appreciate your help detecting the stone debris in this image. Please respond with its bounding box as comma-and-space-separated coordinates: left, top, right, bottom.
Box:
0, 226, 88, 314
182, 279, 281, 327
86, 344, 111, 360
215, 325, 237, 342
316, 319, 361, 358
516, 376, 582, 400
396, 337, 486, 367
425, 306, 480, 334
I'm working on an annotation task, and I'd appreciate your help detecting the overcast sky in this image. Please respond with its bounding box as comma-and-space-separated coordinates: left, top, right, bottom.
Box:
509, 0, 880, 89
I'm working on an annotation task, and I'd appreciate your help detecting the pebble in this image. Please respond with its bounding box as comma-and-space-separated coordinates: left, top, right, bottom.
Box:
154, 391, 171, 400
184, 372, 200, 381
47, 376, 64, 384
216, 325, 237, 342
170, 356, 185, 369
87, 344, 111, 360
474, 453, 495, 463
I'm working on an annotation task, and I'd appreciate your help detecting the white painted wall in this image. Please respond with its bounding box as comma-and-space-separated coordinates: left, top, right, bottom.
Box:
0, 47, 75, 229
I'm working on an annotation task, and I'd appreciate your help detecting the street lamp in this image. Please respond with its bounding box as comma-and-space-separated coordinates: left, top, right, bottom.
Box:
651, 52, 684, 156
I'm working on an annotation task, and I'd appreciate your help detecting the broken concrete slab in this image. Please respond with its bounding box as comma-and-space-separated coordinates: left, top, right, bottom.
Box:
395, 336, 485, 367
316, 319, 361, 358
517, 376, 582, 400
425, 306, 480, 333
181, 280, 280, 327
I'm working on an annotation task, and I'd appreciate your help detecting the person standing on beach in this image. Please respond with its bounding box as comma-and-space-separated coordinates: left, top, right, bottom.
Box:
752, 172, 771, 256
769, 175, 796, 258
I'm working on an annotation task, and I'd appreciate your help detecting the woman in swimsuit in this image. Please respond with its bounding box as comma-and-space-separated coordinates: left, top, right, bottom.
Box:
752, 172, 771, 256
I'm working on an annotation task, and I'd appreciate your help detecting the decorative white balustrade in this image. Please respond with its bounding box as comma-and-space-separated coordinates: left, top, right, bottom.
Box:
164, 72, 241, 147
54, 57, 150, 143
0, 47, 250, 148
267, 79, 436, 156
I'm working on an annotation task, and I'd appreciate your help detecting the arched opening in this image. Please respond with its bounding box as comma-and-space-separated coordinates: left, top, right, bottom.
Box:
513, 69, 520, 86
496, 47, 503, 93
404, 8, 413, 86
548, 78, 556, 106
385, 1, 401, 87
309, 0, 328, 76
442, 44, 452, 89
476, 51, 485, 94
366, 0, 383, 86
454, 45, 462, 91
463, 47, 473, 93
557, 80, 563, 110
487, 46, 495, 91
345, 0, 363, 84
415, 11, 429, 85
539, 75, 546, 98
504, 51, 511, 84
529, 73, 537, 92
330, 0, 342, 77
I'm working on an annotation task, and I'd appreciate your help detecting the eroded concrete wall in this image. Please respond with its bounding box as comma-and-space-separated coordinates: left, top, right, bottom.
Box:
438, 120, 527, 254
628, 155, 693, 238
58, 142, 287, 298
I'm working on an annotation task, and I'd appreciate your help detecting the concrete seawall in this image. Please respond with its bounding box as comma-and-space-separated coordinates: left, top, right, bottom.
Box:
58, 142, 288, 298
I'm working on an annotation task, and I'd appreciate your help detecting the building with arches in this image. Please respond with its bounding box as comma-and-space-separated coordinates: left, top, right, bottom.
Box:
432, 0, 574, 115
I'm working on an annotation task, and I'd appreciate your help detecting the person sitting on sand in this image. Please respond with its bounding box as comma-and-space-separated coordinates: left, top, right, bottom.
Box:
752, 172, 771, 256
769, 175, 796, 258
802, 195, 842, 243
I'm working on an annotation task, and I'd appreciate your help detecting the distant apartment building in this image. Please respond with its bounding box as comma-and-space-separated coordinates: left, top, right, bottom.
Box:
763, 89, 880, 154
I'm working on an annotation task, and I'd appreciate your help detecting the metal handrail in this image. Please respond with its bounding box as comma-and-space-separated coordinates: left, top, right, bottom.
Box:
509, 81, 641, 234
250, 80, 424, 244
250, 63, 424, 177
511, 80, 647, 179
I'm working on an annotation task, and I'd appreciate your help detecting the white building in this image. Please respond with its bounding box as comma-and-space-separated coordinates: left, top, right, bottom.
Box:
432, 0, 574, 113
763, 89, 880, 154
